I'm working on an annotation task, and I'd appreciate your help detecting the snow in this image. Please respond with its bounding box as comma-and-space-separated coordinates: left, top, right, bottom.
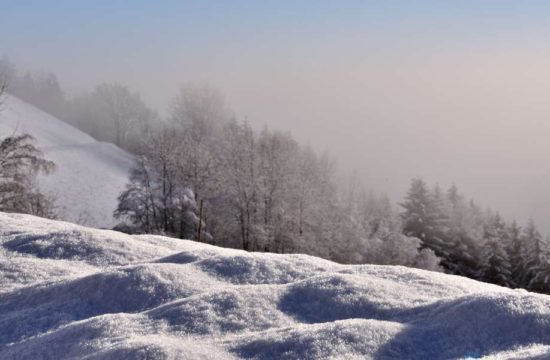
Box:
0, 212, 549, 359
0, 94, 134, 228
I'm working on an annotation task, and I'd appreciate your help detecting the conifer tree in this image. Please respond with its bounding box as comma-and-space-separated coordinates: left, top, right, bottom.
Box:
400, 178, 448, 263
505, 221, 524, 287
521, 220, 544, 291
477, 214, 512, 287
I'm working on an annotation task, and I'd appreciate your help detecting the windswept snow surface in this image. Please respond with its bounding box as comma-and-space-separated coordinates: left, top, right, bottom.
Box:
0, 213, 549, 359
0, 94, 134, 228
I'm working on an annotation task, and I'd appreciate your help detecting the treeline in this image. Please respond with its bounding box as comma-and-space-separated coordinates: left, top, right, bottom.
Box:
114, 86, 442, 272
0, 57, 155, 153
401, 179, 550, 293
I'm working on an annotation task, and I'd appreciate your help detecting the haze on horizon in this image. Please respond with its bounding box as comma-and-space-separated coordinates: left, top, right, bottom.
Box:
3, 0, 550, 233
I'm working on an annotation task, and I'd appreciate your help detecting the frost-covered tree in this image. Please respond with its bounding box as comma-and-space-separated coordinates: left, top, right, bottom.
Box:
521, 220, 544, 291
0, 80, 56, 217
256, 128, 300, 253
443, 185, 482, 278
115, 133, 202, 240
505, 221, 525, 288
477, 213, 512, 287
0, 134, 56, 217
527, 238, 550, 294
219, 120, 262, 250
400, 179, 449, 261
115, 156, 157, 233
169, 85, 230, 238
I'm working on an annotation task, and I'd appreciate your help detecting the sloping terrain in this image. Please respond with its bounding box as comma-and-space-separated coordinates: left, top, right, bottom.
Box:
0, 212, 549, 359
0, 94, 133, 227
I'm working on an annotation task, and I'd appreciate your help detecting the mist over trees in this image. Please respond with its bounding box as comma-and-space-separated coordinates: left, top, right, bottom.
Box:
66, 84, 155, 152
114, 85, 442, 272
400, 178, 550, 293
0, 56, 156, 153
1, 56, 549, 295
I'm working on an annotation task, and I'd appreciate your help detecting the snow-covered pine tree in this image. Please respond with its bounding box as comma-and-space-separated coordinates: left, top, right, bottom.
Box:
115, 156, 157, 233
521, 220, 545, 292
505, 221, 525, 288
527, 237, 550, 294
401, 178, 430, 242
477, 213, 512, 287
400, 179, 449, 263
444, 185, 481, 278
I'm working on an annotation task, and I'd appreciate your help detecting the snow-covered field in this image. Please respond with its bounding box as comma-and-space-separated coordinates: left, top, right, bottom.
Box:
0, 213, 549, 359
0, 95, 134, 228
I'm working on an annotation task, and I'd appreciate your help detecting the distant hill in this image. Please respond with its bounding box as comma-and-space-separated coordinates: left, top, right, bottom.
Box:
0, 94, 134, 227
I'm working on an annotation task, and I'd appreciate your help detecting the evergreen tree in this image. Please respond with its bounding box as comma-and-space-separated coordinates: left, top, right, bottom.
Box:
521, 220, 544, 291
477, 214, 512, 287
527, 238, 550, 294
115, 156, 157, 233
400, 178, 448, 263
443, 185, 477, 276
505, 221, 524, 288
401, 178, 432, 242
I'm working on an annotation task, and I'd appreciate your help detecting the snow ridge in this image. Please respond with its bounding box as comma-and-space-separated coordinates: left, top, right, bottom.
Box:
0, 213, 549, 359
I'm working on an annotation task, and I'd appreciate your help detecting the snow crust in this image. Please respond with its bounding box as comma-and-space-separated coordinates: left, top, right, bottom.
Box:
0, 95, 134, 227
0, 212, 549, 359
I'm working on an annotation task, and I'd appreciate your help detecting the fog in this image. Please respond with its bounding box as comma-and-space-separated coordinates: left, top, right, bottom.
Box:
3, 1, 550, 233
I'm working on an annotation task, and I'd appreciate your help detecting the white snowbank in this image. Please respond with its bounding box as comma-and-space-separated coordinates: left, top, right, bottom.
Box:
0, 212, 549, 359
0, 94, 134, 227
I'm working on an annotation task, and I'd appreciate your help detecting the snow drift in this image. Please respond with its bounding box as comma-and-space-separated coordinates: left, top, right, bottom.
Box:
0, 94, 134, 227
0, 212, 549, 359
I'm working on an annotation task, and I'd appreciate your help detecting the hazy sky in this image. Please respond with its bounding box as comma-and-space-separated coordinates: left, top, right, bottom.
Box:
3, 1, 550, 233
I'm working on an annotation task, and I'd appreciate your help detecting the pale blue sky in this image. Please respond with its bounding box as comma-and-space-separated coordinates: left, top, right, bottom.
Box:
3, 1, 550, 231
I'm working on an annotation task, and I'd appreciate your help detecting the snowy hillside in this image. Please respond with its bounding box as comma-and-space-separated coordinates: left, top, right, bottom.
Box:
0, 213, 549, 359
0, 94, 134, 227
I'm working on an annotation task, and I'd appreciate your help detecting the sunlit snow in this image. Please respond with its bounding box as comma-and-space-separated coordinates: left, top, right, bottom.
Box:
0, 95, 134, 228
0, 213, 549, 359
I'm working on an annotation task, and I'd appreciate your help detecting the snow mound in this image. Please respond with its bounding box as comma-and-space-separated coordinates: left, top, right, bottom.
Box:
0, 213, 549, 359
0, 94, 134, 227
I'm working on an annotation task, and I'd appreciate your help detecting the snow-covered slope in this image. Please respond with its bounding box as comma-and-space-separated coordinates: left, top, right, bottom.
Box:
0, 94, 134, 228
0, 213, 549, 359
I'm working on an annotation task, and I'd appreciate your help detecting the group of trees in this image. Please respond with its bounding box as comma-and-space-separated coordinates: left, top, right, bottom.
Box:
113, 85, 549, 293
2, 57, 548, 294
401, 178, 550, 293
67, 84, 155, 152
114, 85, 442, 272
0, 56, 155, 153
0, 79, 56, 218
0, 57, 65, 120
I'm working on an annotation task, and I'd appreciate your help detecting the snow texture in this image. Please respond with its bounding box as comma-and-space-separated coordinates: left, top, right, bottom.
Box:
0, 95, 134, 228
0, 212, 549, 359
